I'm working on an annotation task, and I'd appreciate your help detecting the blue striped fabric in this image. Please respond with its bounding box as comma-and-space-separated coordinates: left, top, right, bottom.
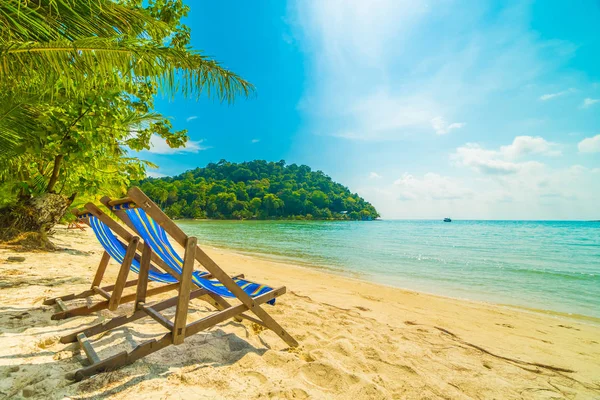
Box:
123, 207, 275, 304
87, 216, 179, 284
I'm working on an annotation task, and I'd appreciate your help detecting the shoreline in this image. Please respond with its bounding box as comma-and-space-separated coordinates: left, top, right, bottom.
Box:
174, 236, 600, 326
211, 243, 600, 326
1, 226, 599, 399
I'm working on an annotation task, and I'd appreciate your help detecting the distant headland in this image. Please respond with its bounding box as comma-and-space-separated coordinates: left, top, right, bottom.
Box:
137, 160, 379, 221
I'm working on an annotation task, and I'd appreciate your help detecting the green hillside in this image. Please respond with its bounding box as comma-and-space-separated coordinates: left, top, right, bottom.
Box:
138, 160, 379, 220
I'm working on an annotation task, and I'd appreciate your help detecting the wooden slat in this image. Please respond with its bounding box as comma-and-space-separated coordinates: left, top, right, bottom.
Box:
108, 237, 138, 311
55, 298, 68, 312
93, 286, 111, 300
60, 286, 208, 343
185, 287, 285, 337
71, 351, 128, 381
71, 334, 172, 381
44, 292, 77, 305
203, 291, 244, 323
172, 237, 196, 345
77, 333, 100, 364
142, 305, 174, 330
136, 242, 152, 307
50, 278, 138, 309
55, 282, 180, 321
91, 251, 111, 288
107, 197, 134, 207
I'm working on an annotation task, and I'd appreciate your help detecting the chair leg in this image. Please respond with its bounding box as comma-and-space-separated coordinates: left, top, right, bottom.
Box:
135, 243, 152, 309
172, 237, 196, 345
91, 251, 111, 288
108, 237, 138, 311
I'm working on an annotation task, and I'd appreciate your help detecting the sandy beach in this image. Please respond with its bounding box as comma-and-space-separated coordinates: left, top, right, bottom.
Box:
1, 226, 599, 400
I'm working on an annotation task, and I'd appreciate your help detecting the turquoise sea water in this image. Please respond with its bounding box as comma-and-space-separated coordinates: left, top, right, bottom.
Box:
177, 220, 600, 319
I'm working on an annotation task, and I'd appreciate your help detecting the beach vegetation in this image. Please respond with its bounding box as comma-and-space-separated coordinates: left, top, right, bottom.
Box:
0, 0, 251, 243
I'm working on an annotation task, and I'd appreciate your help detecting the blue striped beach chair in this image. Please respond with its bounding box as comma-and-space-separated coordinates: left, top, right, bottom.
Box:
60, 187, 297, 381
44, 204, 202, 320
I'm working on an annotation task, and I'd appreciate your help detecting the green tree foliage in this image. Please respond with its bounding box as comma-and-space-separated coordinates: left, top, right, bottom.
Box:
138, 160, 380, 220
0, 0, 252, 206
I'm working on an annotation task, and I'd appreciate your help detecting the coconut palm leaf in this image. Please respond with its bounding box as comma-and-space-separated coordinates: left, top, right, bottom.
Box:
0, 1, 254, 158
0, 0, 169, 41
1, 37, 254, 101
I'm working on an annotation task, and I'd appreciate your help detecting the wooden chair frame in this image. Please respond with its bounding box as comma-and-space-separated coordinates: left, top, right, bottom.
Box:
60, 187, 297, 381
44, 204, 225, 320
44, 206, 145, 319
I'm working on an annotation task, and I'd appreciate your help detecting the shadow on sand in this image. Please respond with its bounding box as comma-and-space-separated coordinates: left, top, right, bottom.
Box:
0, 301, 269, 399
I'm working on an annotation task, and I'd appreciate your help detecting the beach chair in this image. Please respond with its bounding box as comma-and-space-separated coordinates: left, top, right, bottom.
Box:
59, 187, 297, 380
44, 204, 202, 320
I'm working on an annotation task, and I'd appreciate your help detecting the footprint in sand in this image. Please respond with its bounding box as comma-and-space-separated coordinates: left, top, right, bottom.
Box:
352, 383, 390, 399
358, 294, 382, 302
299, 362, 356, 391
557, 324, 580, 331
240, 370, 268, 386
327, 338, 355, 357
300, 352, 316, 362
36, 336, 57, 349
267, 388, 310, 400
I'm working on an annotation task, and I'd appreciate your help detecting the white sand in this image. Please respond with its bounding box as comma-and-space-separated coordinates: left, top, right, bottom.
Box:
0, 226, 599, 399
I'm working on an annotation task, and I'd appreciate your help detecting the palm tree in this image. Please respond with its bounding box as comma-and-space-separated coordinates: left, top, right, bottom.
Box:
0, 0, 254, 154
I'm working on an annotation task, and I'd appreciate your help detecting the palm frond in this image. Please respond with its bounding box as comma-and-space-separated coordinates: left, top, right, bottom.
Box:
0, 0, 169, 41
1, 37, 254, 101
0, 93, 44, 154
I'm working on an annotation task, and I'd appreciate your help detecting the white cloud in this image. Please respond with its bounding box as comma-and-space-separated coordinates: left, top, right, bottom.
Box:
186, 116, 198, 122
251, 138, 261, 143
369, 172, 382, 179
499, 136, 560, 158
578, 134, 600, 153
431, 117, 466, 135
452, 143, 535, 175
147, 134, 210, 154
451, 136, 559, 175
359, 165, 600, 220
539, 88, 574, 101
581, 98, 599, 109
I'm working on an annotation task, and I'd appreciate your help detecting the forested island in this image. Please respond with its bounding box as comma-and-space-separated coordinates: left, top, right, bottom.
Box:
138, 160, 379, 220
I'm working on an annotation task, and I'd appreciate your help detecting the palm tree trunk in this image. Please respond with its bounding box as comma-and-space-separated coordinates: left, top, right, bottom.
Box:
46, 154, 63, 193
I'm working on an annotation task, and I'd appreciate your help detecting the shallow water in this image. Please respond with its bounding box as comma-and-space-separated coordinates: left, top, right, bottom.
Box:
177, 219, 600, 318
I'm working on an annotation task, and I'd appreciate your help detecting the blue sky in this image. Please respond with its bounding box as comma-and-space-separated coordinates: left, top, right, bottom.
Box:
140, 0, 600, 220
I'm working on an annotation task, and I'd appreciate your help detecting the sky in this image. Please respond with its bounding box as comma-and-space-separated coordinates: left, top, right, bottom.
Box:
141, 0, 600, 220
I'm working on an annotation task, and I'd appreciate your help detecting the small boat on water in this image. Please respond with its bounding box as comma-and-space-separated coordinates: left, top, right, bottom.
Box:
443, 217, 452, 222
